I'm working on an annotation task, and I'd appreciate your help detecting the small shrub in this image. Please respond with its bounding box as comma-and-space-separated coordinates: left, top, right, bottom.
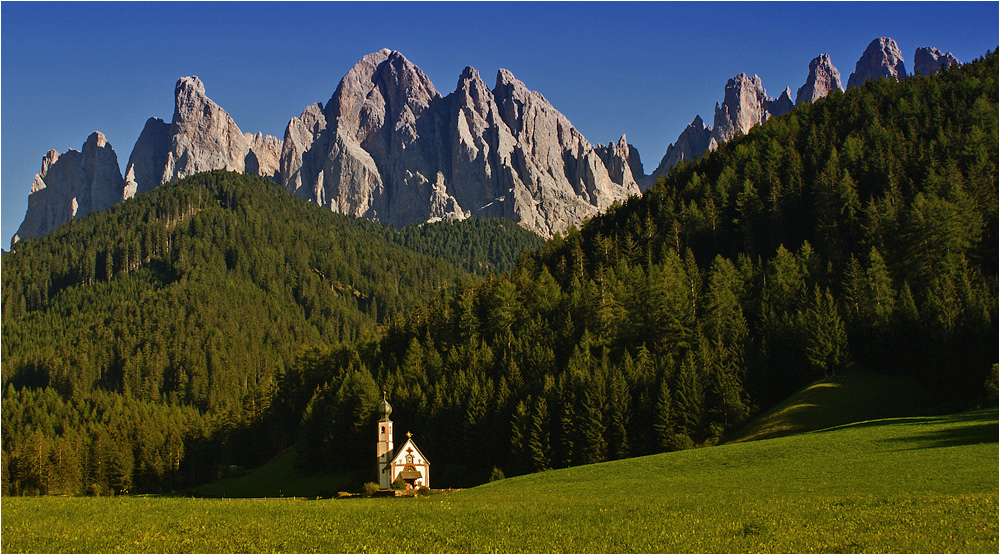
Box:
416, 486, 431, 497
705, 422, 725, 445
489, 467, 506, 482
669, 433, 694, 451
986, 363, 998, 402
362, 482, 380, 497
391, 475, 406, 490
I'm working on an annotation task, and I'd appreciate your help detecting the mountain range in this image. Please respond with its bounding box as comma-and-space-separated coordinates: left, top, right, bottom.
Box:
11, 38, 962, 243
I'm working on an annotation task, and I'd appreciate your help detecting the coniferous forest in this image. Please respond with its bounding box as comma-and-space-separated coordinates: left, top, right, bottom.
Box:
2, 51, 997, 495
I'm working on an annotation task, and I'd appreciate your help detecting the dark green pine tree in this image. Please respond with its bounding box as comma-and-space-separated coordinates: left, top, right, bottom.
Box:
605, 368, 630, 460
802, 286, 851, 379
526, 396, 551, 472
672, 352, 704, 441
574, 374, 606, 466
652, 377, 674, 452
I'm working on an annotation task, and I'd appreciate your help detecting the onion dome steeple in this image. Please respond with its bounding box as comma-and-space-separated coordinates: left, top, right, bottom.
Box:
377, 391, 392, 421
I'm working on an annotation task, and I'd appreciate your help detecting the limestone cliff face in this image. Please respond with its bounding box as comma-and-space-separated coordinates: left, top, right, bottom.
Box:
279, 50, 639, 237
123, 117, 170, 198
14, 132, 126, 242
709, 73, 793, 150
162, 76, 251, 181
796, 54, 843, 105
488, 67, 639, 234
913, 47, 960, 75
124, 76, 282, 197
18, 77, 283, 244
651, 48, 840, 182
245, 132, 282, 180
847, 37, 907, 89
279, 103, 329, 199
596, 135, 645, 193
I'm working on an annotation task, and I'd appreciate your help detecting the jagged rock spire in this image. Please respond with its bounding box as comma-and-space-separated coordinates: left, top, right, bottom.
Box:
14, 132, 126, 244
847, 37, 907, 89
796, 54, 843, 105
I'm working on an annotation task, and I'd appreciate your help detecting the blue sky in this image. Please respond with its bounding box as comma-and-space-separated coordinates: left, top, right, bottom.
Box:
2, 1, 997, 247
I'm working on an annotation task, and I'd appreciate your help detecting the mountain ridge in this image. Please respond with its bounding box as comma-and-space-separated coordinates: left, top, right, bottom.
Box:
12, 38, 961, 244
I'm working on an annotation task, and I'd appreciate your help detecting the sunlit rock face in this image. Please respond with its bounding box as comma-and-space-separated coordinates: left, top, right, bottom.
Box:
278, 49, 639, 237
14, 131, 126, 243
124, 76, 282, 198
796, 54, 843, 105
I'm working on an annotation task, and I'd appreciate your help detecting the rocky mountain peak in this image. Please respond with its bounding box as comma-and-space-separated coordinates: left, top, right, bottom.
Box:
14, 131, 126, 244
453, 66, 496, 123
494, 68, 537, 106
913, 47, 961, 75
173, 76, 207, 119
279, 103, 328, 196
796, 53, 843, 105
277, 51, 638, 237
85, 130, 110, 149
710, 73, 772, 148
162, 75, 253, 182
768, 87, 794, 116
124, 117, 170, 198
596, 134, 645, 192
847, 37, 907, 89
650, 115, 712, 184
375, 50, 439, 110
32, 150, 61, 194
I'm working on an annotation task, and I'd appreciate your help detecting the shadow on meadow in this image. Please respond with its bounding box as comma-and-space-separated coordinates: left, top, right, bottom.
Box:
812, 408, 998, 450
883, 409, 999, 450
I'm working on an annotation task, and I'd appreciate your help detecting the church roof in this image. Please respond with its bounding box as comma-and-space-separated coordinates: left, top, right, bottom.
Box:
391, 435, 430, 465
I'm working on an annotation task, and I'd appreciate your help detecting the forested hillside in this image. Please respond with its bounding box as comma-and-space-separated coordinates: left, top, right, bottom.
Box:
383, 218, 544, 277
2, 51, 996, 495
290, 51, 997, 481
0, 171, 538, 494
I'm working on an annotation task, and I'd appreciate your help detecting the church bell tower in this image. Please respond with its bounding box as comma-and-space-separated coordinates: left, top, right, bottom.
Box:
376, 392, 394, 489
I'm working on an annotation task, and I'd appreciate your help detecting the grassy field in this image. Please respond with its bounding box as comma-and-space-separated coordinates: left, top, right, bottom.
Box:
3, 406, 996, 553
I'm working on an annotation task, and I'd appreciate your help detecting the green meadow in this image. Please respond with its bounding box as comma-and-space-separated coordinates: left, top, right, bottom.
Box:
3, 405, 996, 553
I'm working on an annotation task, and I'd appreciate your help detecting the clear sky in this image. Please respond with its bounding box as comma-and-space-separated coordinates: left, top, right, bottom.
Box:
2, 1, 997, 247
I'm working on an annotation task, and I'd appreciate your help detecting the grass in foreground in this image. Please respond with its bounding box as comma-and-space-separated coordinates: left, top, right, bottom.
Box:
3, 408, 997, 553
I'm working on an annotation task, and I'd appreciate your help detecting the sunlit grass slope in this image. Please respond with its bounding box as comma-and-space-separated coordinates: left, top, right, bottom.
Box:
726, 370, 930, 443
3, 407, 996, 553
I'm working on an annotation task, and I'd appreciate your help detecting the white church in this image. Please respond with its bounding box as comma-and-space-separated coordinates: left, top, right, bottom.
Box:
376, 394, 430, 490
